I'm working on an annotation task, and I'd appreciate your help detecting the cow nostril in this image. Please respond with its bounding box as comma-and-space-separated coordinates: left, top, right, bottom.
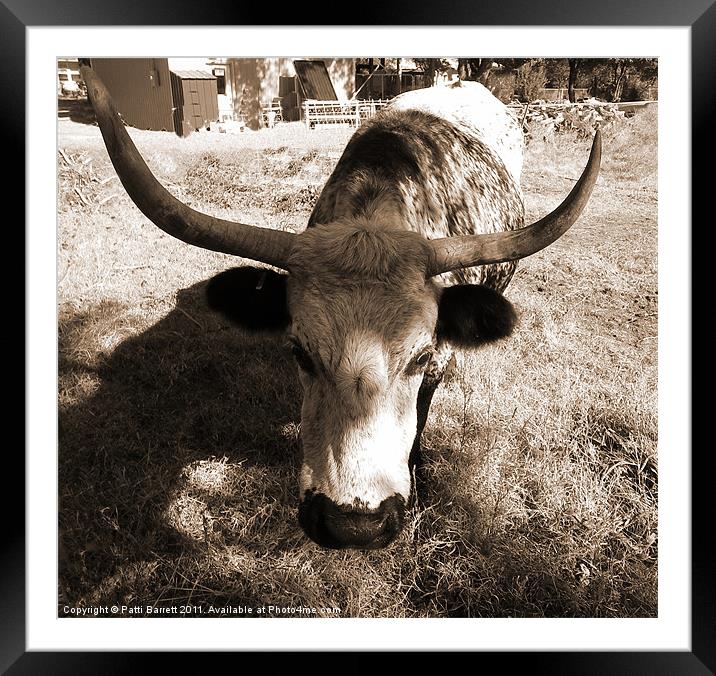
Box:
327, 510, 387, 544
298, 492, 405, 550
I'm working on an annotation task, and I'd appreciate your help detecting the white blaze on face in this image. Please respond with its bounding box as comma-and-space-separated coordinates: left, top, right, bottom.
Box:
298, 329, 420, 509
286, 221, 440, 512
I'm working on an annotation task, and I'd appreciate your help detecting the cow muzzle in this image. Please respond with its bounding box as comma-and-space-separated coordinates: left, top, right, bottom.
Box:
298, 492, 405, 549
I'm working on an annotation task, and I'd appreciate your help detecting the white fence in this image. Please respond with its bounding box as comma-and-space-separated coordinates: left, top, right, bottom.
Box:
303, 99, 390, 129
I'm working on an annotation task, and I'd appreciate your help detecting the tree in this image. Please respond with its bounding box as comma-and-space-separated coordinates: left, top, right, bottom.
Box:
454, 58, 533, 90
567, 58, 581, 102
544, 59, 570, 88
513, 59, 548, 102
611, 60, 630, 102
460, 58, 494, 84
413, 58, 452, 86
579, 58, 658, 102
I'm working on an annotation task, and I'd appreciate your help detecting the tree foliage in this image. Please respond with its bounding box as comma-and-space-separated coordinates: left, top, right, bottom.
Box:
357, 57, 658, 102
578, 58, 658, 101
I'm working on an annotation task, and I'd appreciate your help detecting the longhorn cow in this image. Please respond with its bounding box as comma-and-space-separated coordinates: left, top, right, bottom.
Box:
81, 66, 601, 550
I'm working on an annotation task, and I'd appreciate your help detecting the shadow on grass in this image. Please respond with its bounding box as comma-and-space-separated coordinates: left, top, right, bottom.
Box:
58, 96, 97, 125
57, 278, 657, 617
58, 279, 304, 610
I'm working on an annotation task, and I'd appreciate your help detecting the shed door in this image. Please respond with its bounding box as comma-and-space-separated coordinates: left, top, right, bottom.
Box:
183, 80, 205, 129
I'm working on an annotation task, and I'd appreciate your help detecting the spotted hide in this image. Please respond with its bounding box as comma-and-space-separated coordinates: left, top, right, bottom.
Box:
309, 82, 525, 292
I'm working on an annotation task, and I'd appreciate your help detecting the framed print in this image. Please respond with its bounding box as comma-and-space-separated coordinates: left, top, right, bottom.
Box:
13, 0, 709, 672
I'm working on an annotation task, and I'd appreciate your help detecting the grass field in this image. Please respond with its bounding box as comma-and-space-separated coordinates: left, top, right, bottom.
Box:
57, 106, 658, 618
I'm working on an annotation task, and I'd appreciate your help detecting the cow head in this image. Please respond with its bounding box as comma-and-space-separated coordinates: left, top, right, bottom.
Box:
206, 222, 518, 548
81, 65, 600, 550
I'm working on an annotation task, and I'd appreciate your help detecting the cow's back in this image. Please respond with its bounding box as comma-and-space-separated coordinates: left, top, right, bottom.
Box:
387, 80, 523, 184
308, 80, 526, 291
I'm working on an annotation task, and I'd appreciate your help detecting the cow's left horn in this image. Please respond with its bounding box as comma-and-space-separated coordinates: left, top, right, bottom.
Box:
81, 65, 295, 270
426, 130, 601, 276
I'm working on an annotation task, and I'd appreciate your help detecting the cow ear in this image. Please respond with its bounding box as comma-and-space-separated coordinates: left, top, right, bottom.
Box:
437, 284, 517, 347
206, 267, 290, 332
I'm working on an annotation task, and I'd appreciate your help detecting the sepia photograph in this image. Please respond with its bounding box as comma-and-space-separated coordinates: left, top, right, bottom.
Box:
56, 54, 659, 621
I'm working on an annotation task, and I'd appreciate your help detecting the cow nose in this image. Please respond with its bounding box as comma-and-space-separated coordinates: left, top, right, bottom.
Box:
298, 492, 405, 550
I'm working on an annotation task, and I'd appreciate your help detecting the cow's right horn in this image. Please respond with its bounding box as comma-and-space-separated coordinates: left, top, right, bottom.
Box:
81, 65, 295, 270
426, 129, 601, 276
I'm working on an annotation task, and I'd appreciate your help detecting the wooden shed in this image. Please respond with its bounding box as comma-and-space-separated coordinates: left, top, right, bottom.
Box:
170, 70, 220, 137
89, 58, 175, 132
87, 58, 220, 137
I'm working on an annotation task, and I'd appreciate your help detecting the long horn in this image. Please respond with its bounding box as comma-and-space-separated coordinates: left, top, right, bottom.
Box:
427, 130, 601, 276
80, 65, 294, 269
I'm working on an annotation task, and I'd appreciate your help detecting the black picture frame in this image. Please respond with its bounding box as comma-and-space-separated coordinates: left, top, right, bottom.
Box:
11, 1, 707, 673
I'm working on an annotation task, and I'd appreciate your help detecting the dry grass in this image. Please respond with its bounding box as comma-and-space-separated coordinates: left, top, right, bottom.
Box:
57, 107, 657, 618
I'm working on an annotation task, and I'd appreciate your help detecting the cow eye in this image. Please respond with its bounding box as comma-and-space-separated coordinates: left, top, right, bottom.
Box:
290, 342, 315, 374
406, 349, 433, 375
415, 350, 433, 367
